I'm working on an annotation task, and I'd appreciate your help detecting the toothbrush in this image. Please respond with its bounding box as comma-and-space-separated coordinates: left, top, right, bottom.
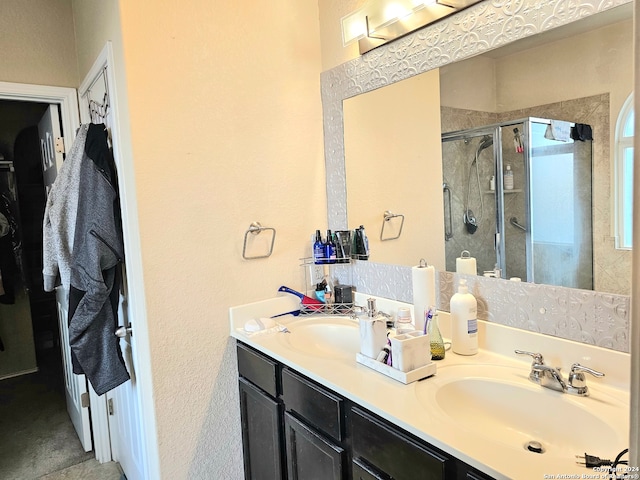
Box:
424, 306, 434, 335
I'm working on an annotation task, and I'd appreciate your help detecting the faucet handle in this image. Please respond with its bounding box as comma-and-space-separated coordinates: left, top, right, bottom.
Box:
567, 363, 604, 396
514, 350, 545, 365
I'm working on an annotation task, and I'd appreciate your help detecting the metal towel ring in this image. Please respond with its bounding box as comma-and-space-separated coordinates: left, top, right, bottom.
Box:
380, 210, 405, 241
242, 222, 276, 259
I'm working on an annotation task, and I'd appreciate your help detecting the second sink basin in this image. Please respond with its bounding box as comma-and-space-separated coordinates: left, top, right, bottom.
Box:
276, 315, 360, 359
416, 364, 628, 457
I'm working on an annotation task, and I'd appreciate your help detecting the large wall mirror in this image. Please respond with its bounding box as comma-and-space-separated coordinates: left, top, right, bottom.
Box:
332, 0, 632, 297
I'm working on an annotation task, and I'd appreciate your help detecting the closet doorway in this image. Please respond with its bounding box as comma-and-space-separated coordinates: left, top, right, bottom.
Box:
0, 99, 95, 477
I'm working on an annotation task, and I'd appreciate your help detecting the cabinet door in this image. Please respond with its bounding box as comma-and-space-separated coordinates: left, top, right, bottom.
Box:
285, 412, 345, 480
239, 378, 284, 480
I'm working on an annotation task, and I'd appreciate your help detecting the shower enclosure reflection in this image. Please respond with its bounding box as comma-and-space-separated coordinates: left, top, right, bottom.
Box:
442, 118, 593, 289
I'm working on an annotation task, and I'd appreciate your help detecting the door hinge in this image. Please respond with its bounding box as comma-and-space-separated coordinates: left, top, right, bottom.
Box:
55, 137, 65, 154
81, 392, 90, 408
108, 398, 114, 416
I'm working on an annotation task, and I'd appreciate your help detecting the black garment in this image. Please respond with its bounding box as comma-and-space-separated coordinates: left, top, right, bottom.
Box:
67, 124, 129, 396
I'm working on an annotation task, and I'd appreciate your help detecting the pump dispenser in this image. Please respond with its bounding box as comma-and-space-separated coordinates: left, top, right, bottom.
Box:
450, 279, 478, 355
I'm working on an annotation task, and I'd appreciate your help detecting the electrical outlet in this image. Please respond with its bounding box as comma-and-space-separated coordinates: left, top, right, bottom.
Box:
306, 264, 325, 287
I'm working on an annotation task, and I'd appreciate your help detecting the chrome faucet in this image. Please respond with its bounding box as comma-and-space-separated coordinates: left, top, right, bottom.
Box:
514, 350, 604, 397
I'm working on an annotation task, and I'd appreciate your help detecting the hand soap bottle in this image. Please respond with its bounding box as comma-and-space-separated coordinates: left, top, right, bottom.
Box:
450, 279, 478, 355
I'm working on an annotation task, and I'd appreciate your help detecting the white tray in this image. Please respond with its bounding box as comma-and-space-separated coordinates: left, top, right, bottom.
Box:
356, 353, 437, 384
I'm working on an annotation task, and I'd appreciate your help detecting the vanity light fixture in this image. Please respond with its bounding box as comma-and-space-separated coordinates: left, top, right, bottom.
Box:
342, 0, 483, 54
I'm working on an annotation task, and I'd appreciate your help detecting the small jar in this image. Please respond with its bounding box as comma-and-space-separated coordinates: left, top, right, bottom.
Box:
395, 307, 414, 335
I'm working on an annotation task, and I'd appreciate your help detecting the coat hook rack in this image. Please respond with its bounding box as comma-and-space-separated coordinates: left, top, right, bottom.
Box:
242, 222, 276, 259
380, 210, 404, 241
86, 66, 110, 124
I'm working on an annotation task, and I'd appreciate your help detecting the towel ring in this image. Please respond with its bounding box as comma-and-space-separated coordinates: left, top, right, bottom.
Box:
380, 210, 405, 241
242, 222, 276, 259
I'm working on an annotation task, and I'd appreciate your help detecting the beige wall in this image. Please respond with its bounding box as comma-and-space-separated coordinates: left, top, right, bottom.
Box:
3, 0, 326, 478
344, 70, 446, 269
114, 1, 324, 478
319, 0, 366, 70
0, 0, 78, 87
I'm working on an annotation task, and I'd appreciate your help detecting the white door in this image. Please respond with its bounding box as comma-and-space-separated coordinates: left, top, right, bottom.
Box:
38, 105, 93, 452
79, 44, 148, 480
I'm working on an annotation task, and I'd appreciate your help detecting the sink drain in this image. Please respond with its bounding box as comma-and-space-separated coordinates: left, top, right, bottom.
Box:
525, 440, 545, 454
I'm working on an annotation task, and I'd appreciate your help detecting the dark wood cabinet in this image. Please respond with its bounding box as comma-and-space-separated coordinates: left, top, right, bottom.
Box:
284, 412, 345, 480
236, 341, 496, 480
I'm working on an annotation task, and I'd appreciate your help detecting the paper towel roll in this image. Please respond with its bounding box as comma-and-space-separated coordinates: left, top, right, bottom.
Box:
412, 261, 436, 331
456, 251, 477, 275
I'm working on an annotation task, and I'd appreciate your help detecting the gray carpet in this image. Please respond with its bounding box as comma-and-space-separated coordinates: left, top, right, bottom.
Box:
0, 348, 95, 479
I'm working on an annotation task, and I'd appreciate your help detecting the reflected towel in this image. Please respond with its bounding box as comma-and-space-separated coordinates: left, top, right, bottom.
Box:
570, 123, 593, 141
544, 120, 572, 142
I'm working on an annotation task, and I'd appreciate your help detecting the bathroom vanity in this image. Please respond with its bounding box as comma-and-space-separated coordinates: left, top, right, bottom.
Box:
230, 295, 630, 480
237, 341, 491, 479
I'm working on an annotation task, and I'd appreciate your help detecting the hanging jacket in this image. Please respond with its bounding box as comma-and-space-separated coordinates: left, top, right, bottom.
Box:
42, 124, 89, 291
44, 123, 129, 395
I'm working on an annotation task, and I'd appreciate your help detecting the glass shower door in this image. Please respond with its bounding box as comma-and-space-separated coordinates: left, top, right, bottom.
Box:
528, 120, 593, 289
499, 122, 529, 281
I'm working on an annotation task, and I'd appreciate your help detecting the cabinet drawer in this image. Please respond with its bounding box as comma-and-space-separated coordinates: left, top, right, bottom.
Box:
281, 367, 344, 442
351, 407, 451, 480
237, 342, 279, 398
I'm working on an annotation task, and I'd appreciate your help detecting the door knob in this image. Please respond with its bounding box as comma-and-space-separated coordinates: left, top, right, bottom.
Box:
115, 326, 132, 338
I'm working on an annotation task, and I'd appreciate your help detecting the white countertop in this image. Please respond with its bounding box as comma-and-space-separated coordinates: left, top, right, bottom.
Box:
229, 294, 631, 480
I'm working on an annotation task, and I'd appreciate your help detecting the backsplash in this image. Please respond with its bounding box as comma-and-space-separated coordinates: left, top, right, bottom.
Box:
334, 261, 629, 353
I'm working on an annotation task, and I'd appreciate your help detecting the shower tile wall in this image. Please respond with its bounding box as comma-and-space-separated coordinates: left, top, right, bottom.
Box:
441, 109, 498, 274
442, 93, 630, 296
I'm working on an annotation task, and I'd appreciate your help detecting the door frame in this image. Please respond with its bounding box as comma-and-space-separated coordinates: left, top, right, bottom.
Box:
77, 42, 159, 479
0, 75, 159, 478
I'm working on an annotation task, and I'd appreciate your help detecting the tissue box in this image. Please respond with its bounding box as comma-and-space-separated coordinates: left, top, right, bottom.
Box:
390, 331, 431, 372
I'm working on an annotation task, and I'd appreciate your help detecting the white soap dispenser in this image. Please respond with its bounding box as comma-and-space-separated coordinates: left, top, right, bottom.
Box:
359, 298, 388, 359
450, 279, 478, 355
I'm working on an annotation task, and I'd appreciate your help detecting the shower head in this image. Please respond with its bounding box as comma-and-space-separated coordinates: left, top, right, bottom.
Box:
477, 135, 493, 153
470, 135, 494, 166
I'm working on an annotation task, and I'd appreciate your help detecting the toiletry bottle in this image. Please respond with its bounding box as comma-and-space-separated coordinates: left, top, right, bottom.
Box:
325, 229, 337, 264
428, 313, 445, 360
313, 230, 325, 264
395, 307, 414, 335
504, 164, 514, 190
450, 278, 478, 355
489, 175, 495, 191
353, 225, 370, 260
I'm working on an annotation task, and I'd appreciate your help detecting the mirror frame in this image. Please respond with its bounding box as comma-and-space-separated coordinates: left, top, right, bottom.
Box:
322, 0, 632, 353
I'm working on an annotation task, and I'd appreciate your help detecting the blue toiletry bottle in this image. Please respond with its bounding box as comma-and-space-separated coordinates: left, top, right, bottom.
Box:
325, 229, 337, 264
314, 230, 325, 264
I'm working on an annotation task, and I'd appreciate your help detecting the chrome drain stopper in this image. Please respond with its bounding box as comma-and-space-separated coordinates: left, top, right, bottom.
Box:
526, 441, 544, 453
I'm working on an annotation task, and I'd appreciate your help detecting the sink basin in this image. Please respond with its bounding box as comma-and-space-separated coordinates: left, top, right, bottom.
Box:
416, 364, 628, 456
276, 316, 360, 359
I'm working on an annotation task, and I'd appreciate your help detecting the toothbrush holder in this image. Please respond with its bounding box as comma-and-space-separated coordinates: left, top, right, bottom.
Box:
390, 331, 431, 372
